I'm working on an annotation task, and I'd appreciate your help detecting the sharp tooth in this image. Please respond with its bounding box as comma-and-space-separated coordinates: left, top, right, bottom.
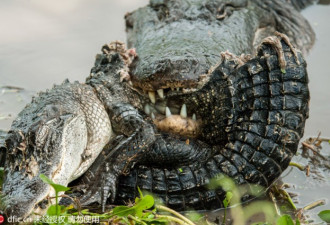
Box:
148, 91, 156, 104
176, 87, 180, 91
192, 113, 197, 121
165, 107, 172, 117
151, 112, 155, 119
180, 104, 187, 118
171, 87, 175, 91
157, 89, 164, 99
128, 81, 133, 86
144, 104, 151, 115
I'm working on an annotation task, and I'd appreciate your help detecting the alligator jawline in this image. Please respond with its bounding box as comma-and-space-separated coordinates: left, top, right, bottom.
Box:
128, 77, 210, 138
137, 88, 203, 138
127, 57, 225, 138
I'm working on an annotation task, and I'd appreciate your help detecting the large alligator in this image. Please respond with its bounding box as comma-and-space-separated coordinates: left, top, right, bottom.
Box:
1, 0, 314, 220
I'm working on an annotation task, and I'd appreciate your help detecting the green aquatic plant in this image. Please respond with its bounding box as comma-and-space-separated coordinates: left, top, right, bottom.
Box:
209, 174, 278, 225
318, 210, 330, 223
37, 175, 196, 225
276, 214, 297, 225
0, 171, 324, 224
39, 174, 71, 219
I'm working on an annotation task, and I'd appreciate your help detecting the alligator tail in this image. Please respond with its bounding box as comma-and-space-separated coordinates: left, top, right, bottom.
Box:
207, 32, 310, 199
228, 32, 309, 175
210, 32, 309, 203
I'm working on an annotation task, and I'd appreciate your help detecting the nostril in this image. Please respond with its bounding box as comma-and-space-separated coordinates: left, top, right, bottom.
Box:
37, 199, 49, 210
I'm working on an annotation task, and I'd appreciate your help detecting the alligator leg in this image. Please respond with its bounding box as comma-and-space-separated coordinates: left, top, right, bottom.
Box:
80, 103, 157, 212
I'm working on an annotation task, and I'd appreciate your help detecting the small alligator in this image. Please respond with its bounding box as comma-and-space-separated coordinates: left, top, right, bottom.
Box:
1, 0, 314, 219
1, 43, 154, 218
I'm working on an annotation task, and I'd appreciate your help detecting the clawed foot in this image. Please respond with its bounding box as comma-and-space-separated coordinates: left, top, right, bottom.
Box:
258, 32, 301, 71
101, 170, 117, 212
79, 169, 118, 212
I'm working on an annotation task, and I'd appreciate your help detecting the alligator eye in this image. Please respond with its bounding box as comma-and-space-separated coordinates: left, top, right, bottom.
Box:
150, 0, 169, 21
216, 4, 241, 20
205, 0, 248, 20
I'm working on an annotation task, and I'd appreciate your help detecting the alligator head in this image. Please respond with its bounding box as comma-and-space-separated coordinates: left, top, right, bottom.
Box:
125, 0, 314, 138
1, 81, 112, 219
1, 114, 88, 219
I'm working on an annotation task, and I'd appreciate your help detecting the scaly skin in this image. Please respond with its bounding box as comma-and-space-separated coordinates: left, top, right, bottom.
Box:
126, 0, 314, 91
80, 33, 309, 211
2, 80, 112, 217
78, 0, 312, 210
1, 0, 313, 218
1, 42, 158, 219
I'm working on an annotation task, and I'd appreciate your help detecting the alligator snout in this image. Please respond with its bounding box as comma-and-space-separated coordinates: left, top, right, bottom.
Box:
2, 111, 91, 219
2, 172, 52, 219
1, 80, 113, 219
130, 55, 204, 91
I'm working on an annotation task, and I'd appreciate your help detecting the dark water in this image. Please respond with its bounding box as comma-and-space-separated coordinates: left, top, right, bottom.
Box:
0, 1, 329, 224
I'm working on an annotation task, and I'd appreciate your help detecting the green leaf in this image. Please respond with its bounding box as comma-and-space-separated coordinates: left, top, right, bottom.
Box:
251, 223, 271, 225
186, 212, 203, 222
276, 214, 294, 225
142, 210, 154, 219
178, 168, 183, 173
112, 205, 136, 217
223, 191, 233, 208
80, 209, 90, 215
226, 192, 233, 203
119, 216, 131, 224
135, 195, 154, 217
39, 174, 70, 192
318, 210, 330, 223
208, 175, 235, 191
47, 205, 62, 216
141, 217, 168, 224
281, 69, 286, 74
138, 186, 144, 198
223, 198, 229, 208
295, 218, 301, 225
